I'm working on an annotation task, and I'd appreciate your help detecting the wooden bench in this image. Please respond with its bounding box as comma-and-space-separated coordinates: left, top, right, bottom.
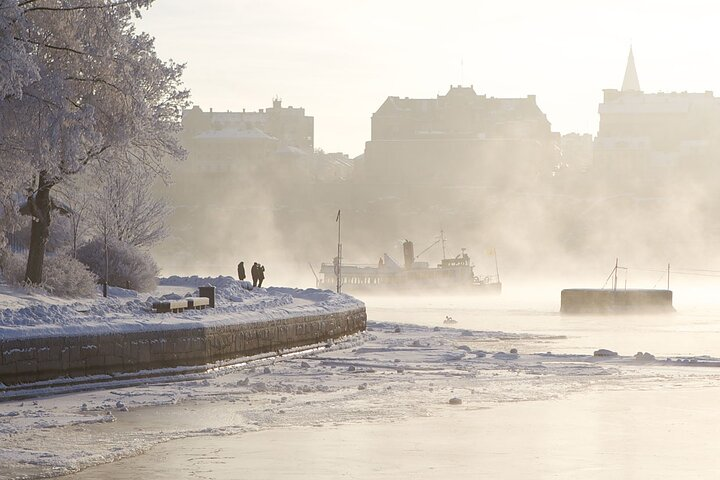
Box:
186, 297, 210, 310
152, 299, 188, 313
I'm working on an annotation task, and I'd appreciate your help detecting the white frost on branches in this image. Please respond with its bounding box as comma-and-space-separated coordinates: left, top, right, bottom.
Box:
88, 163, 171, 248
0, 0, 189, 284
0, 0, 39, 99
0, 0, 188, 184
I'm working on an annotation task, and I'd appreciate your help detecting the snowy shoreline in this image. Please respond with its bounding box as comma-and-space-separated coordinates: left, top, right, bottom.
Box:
0, 276, 364, 341
3, 319, 720, 479
0, 277, 366, 387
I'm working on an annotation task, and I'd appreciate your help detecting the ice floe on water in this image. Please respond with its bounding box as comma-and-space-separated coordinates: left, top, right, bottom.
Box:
3, 320, 720, 479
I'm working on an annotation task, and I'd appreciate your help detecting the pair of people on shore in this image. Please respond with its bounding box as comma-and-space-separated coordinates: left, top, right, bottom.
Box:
237, 261, 265, 288
252, 262, 265, 288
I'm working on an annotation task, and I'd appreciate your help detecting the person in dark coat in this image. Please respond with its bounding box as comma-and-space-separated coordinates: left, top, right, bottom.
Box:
251, 262, 259, 287
237, 261, 246, 281
258, 264, 265, 288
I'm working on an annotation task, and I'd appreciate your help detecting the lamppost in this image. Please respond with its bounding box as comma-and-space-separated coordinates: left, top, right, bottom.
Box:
335, 209, 342, 294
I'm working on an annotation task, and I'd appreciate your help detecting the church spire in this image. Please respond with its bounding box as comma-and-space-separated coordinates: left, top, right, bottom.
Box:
621, 47, 641, 92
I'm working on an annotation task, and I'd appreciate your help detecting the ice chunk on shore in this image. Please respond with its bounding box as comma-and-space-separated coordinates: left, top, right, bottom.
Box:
634, 352, 656, 362
594, 349, 618, 357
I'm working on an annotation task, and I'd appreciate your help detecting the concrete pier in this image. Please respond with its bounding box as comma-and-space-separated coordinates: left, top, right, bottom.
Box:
561, 289, 673, 314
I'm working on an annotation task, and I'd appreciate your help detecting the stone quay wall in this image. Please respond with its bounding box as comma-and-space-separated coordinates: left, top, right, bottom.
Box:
0, 307, 367, 386
561, 289, 673, 314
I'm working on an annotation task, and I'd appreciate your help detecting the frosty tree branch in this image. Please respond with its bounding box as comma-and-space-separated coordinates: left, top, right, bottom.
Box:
0, 0, 189, 284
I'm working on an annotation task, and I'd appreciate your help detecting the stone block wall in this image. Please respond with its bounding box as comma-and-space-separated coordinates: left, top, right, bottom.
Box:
561, 289, 673, 314
0, 307, 366, 386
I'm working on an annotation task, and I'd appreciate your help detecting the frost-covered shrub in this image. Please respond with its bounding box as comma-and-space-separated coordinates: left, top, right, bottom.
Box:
0, 243, 25, 284
77, 237, 159, 292
2, 215, 71, 254
0, 245, 96, 297
42, 254, 97, 297
0, 238, 10, 278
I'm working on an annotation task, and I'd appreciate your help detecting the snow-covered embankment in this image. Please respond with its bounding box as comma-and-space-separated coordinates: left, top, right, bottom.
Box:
0, 277, 366, 386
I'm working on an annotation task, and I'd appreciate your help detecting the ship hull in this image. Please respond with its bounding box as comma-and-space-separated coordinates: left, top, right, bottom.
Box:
317, 244, 501, 296
318, 281, 502, 295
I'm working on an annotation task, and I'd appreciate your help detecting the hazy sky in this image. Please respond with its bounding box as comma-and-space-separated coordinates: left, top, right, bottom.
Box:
137, 1, 720, 156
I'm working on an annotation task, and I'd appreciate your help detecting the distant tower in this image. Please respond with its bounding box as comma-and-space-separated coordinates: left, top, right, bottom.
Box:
621, 47, 641, 92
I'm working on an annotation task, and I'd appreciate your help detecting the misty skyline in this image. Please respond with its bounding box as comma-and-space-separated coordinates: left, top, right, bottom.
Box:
137, 0, 720, 156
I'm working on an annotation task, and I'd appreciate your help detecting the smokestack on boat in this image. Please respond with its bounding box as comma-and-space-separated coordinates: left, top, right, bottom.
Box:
403, 240, 415, 269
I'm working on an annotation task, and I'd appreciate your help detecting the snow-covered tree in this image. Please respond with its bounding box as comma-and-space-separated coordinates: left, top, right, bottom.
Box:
56, 160, 170, 258
0, 0, 39, 99
0, 0, 188, 285
55, 181, 91, 258
88, 163, 171, 248
0, 157, 28, 238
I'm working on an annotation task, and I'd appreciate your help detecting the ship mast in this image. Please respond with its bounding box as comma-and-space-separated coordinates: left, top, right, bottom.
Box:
440, 229, 446, 260
336, 210, 342, 294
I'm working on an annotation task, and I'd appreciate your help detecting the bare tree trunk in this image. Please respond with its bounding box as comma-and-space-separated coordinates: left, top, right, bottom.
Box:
72, 215, 78, 258
24, 172, 53, 285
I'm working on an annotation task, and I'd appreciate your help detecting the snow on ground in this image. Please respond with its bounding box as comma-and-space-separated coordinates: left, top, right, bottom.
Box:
2, 321, 720, 479
0, 276, 363, 340
0, 283, 97, 311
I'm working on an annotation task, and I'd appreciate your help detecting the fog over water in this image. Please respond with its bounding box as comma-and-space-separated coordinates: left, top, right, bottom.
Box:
8, 2, 720, 479
123, 2, 720, 476
366, 288, 720, 357
134, 2, 720, 294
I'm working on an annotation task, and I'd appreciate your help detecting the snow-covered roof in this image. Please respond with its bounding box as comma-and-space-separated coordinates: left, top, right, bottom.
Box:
372, 87, 546, 134
275, 145, 308, 156
194, 128, 277, 141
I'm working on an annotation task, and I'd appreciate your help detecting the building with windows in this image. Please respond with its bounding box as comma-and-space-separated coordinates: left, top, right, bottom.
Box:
183, 99, 313, 151
594, 48, 720, 188
359, 85, 560, 187
177, 99, 314, 176
155, 99, 317, 274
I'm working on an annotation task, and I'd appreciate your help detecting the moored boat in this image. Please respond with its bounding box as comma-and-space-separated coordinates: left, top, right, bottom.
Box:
317, 234, 501, 294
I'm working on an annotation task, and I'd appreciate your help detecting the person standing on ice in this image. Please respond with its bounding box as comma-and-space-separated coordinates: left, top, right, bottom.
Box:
237, 261, 246, 281
251, 262, 259, 287
258, 264, 266, 288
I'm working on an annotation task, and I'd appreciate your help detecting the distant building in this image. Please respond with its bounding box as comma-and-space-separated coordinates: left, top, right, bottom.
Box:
594, 48, 720, 187
360, 85, 560, 186
560, 133, 593, 171
157, 99, 327, 273
175, 99, 314, 177
311, 151, 355, 182
183, 98, 313, 152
